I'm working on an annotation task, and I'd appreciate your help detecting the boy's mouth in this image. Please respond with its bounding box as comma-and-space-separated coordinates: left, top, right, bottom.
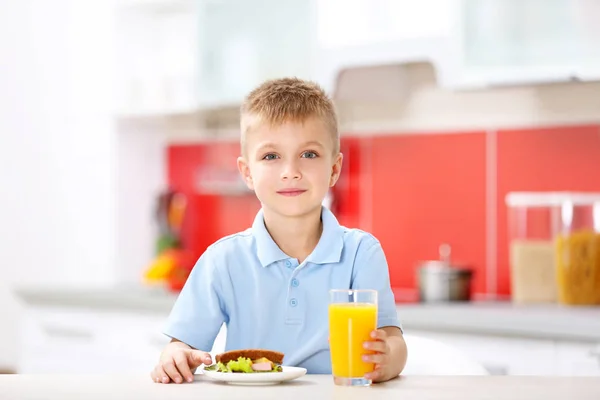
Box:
277, 189, 307, 197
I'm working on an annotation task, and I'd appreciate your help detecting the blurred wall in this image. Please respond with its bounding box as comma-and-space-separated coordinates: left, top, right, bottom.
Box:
0, 0, 117, 370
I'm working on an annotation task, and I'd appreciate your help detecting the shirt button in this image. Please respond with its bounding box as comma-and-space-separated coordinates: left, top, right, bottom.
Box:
289, 298, 298, 307
285, 260, 292, 267
291, 278, 299, 287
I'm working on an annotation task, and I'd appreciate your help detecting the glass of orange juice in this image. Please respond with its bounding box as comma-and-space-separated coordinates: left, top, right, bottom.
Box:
329, 289, 377, 386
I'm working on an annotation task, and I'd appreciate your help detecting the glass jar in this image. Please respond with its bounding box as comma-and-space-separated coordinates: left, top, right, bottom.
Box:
506, 192, 600, 305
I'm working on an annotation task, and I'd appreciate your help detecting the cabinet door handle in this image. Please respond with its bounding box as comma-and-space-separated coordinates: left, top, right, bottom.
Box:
589, 348, 600, 367
42, 325, 93, 341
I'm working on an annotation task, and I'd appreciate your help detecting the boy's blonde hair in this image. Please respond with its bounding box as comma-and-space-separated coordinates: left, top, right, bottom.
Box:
240, 77, 339, 155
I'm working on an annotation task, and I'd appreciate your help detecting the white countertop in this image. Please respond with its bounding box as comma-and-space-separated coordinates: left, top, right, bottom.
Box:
14, 285, 177, 314
1, 374, 600, 400
396, 302, 600, 342
14, 285, 600, 342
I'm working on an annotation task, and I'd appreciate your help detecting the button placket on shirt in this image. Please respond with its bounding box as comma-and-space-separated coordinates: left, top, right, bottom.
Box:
285, 258, 303, 324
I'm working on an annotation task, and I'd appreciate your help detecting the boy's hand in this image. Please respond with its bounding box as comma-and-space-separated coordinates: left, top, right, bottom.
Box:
151, 341, 213, 384
362, 329, 392, 383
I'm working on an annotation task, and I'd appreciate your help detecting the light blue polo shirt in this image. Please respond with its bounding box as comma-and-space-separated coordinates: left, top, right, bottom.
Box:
163, 206, 401, 374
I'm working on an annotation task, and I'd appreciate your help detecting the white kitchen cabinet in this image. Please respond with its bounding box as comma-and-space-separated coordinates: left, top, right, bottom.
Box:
316, 0, 600, 95
113, 0, 600, 115
317, 0, 454, 49
121, 0, 195, 9
554, 341, 600, 376
116, 0, 316, 113
197, 0, 316, 109
410, 330, 556, 376
115, 1, 199, 116
18, 307, 227, 374
19, 307, 167, 373
410, 330, 600, 377
315, 0, 456, 94
451, 0, 600, 88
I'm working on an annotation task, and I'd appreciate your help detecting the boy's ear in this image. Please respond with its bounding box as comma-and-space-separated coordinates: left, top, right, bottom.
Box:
329, 152, 344, 187
237, 156, 254, 190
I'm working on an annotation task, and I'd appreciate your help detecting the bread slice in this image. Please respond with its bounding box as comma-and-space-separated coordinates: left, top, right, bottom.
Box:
215, 349, 284, 365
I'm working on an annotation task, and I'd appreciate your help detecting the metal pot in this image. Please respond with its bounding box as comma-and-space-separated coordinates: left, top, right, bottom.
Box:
417, 244, 474, 302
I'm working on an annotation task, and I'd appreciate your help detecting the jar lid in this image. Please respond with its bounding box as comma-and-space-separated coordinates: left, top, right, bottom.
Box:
416, 244, 472, 272
417, 260, 472, 274
506, 191, 600, 207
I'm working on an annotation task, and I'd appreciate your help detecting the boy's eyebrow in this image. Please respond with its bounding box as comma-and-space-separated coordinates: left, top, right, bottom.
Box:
301, 140, 325, 148
254, 140, 325, 153
255, 142, 277, 153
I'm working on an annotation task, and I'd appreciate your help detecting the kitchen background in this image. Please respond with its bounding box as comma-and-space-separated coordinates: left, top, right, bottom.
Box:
1, 0, 600, 376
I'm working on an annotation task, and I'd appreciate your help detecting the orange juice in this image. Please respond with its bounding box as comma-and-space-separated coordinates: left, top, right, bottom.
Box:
329, 303, 377, 378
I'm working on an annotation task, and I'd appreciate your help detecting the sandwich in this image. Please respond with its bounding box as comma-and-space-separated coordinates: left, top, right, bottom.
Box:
204, 349, 284, 373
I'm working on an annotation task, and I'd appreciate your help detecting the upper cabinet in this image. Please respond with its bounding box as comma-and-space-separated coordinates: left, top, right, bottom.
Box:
316, 0, 453, 48
316, 0, 600, 91
115, 0, 200, 116
315, 0, 457, 93
197, 0, 316, 109
116, 0, 316, 115
452, 0, 600, 88
115, 0, 600, 116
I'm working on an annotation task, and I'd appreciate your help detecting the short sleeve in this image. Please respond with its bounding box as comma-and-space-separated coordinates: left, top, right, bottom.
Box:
351, 237, 403, 332
162, 248, 227, 351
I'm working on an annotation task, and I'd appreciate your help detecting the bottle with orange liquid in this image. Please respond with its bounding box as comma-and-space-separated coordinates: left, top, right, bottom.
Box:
329, 289, 377, 386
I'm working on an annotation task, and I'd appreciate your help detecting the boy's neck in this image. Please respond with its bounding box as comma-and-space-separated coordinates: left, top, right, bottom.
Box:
262, 206, 323, 264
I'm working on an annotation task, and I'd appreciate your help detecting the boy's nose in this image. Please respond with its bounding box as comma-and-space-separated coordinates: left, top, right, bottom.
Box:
281, 162, 302, 180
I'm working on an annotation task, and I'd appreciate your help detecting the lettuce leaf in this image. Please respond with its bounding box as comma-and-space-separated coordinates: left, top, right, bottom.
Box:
204, 357, 283, 373
225, 357, 254, 373
271, 364, 283, 372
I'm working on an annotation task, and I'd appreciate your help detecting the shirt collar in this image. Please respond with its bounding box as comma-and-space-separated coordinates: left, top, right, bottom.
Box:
252, 206, 345, 267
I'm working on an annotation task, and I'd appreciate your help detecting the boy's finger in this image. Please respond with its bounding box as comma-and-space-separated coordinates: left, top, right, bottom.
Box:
174, 353, 194, 383
364, 367, 383, 382
188, 350, 212, 368
163, 361, 182, 384
363, 340, 388, 353
370, 329, 387, 340
362, 353, 388, 365
151, 366, 163, 383
155, 365, 170, 384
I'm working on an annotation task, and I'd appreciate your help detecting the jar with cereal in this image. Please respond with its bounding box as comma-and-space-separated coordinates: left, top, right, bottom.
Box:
506, 192, 600, 305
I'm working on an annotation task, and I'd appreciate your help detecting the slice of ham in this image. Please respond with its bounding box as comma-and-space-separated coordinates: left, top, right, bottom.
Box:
251, 362, 273, 372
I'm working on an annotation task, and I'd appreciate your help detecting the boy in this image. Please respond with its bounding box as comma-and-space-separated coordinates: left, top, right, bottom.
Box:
150, 78, 407, 384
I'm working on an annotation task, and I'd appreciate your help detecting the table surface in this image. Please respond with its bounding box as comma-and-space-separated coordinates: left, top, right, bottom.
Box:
1, 374, 600, 400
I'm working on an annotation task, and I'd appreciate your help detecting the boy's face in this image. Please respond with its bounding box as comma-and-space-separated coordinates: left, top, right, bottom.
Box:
237, 117, 343, 218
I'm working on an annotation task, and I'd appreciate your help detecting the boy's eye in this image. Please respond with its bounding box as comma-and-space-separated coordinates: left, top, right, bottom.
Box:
262, 153, 279, 160
301, 151, 318, 159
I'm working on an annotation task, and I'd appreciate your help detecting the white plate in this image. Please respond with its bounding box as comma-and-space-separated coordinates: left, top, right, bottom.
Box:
202, 366, 307, 385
